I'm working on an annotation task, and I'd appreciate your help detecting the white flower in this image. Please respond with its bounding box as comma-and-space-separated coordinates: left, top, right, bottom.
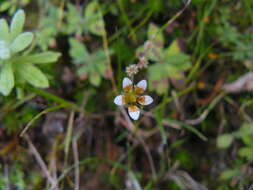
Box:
114, 77, 153, 120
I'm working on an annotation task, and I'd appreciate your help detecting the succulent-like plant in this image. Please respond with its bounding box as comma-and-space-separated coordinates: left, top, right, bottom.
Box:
0, 9, 60, 96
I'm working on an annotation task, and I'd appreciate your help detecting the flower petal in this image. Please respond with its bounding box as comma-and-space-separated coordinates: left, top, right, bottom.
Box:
138, 95, 153, 105
135, 80, 147, 94
128, 105, 140, 120
114, 95, 125, 106
123, 77, 133, 92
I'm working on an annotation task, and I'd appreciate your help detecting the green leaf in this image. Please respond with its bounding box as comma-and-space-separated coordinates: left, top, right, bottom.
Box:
85, 1, 105, 36
0, 1, 12, 12
166, 66, 185, 79
237, 122, 253, 136
0, 63, 14, 96
136, 44, 163, 62
16, 87, 24, 100
95, 61, 107, 75
220, 169, 240, 180
237, 123, 253, 146
148, 23, 164, 47
35, 5, 60, 50
10, 32, 33, 54
149, 63, 168, 80
66, 3, 82, 34
16, 63, 49, 88
238, 147, 253, 160
217, 134, 234, 149
0, 41, 10, 60
89, 71, 101, 86
146, 44, 163, 61
165, 40, 181, 56
14, 52, 61, 64
69, 38, 90, 64
148, 63, 170, 94
0, 19, 9, 41
91, 49, 108, 74
164, 53, 191, 66
10, 9, 25, 40
77, 65, 93, 76
147, 50, 191, 93
164, 53, 191, 79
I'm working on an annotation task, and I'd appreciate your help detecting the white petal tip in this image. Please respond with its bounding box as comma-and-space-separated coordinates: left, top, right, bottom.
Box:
138, 95, 153, 105
144, 95, 153, 105
136, 80, 147, 91
123, 77, 132, 88
129, 111, 140, 120
128, 106, 140, 120
114, 95, 124, 106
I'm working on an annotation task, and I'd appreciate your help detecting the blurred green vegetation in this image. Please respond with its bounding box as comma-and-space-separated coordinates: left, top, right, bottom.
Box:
0, 0, 253, 189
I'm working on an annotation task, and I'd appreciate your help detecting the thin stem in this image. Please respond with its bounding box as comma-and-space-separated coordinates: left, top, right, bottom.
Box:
20, 104, 67, 137
19, 84, 84, 113
64, 111, 75, 163
72, 138, 80, 190
24, 135, 58, 188
154, 84, 197, 112
151, 0, 191, 42
108, 6, 147, 43
102, 32, 117, 94
130, 9, 154, 38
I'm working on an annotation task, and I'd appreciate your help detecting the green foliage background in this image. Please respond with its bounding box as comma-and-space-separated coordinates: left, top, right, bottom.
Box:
0, 0, 253, 189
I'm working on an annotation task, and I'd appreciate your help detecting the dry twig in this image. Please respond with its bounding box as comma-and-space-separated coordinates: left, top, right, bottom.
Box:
24, 135, 58, 189
223, 72, 253, 93
119, 108, 157, 180
72, 138, 80, 190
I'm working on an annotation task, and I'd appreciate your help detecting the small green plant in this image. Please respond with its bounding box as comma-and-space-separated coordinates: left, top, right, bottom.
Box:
217, 123, 253, 183
69, 38, 111, 86
215, 5, 253, 62
0, 0, 30, 15
37, 1, 106, 50
137, 23, 191, 94
217, 123, 253, 149
66, 1, 106, 36
0, 9, 60, 96
36, 4, 61, 50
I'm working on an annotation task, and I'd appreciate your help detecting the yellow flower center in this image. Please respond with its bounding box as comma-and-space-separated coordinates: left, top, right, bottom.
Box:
124, 92, 137, 104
